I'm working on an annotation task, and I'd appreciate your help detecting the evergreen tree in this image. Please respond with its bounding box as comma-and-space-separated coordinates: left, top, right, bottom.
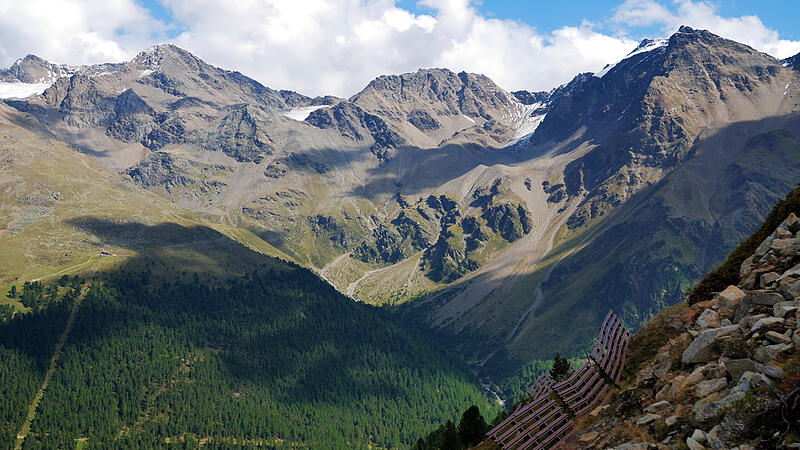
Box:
458, 405, 488, 447
550, 352, 572, 382
441, 420, 462, 450
490, 408, 508, 427
7, 285, 16, 299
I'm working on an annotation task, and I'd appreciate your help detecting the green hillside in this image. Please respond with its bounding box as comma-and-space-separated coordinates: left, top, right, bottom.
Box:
0, 102, 498, 449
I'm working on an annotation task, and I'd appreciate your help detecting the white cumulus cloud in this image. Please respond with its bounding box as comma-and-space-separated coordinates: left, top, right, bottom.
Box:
0, 0, 164, 65
612, 0, 800, 59
161, 0, 638, 96
0, 0, 796, 98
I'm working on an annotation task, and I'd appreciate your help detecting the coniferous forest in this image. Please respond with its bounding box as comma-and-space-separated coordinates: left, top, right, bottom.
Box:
0, 266, 497, 449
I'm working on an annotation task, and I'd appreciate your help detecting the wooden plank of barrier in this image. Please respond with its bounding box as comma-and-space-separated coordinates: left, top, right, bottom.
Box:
488, 310, 631, 450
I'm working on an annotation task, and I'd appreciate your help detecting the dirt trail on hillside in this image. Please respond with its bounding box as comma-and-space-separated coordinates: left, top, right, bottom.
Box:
16, 288, 87, 449
31, 257, 94, 282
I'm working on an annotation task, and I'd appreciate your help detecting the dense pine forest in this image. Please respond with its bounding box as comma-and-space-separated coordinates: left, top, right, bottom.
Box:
0, 266, 497, 449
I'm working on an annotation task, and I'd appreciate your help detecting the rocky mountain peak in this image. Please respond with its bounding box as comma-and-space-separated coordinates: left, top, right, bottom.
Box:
0, 54, 73, 84
346, 67, 531, 149
511, 90, 550, 105
785, 52, 800, 69
130, 43, 214, 75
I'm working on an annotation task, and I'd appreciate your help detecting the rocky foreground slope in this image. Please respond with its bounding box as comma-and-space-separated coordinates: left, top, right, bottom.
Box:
568, 212, 800, 449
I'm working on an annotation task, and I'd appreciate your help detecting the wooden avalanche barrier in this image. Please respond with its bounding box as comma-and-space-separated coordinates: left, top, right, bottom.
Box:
487, 310, 631, 449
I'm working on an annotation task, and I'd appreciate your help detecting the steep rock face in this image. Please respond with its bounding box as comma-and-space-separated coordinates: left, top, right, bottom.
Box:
349, 68, 540, 149
511, 90, 549, 105
106, 89, 157, 143
354, 180, 533, 283
210, 105, 276, 162
570, 213, 800, 449
306, 101, 404, 159
533, 27, 788, 230
495, 119, 800, 376
782, 52, 800, 70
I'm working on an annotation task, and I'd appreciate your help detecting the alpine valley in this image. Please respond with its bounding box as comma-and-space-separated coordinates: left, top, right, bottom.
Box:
1, 25, 800, 448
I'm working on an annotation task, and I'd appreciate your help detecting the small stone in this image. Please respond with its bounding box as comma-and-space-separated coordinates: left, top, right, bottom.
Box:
578, 431, 599, 442
740, 256, 756, 278
720, 319, 732, 326
741, 314, 767, 329
757, 362, 786, 379
696, 378, 727, 397
760, 272, 780, 286
779, 263, 800, 282
636, 413, 661, 426
753, 344, 789, 362
589, 405, 608, 417
686, 437, 705, 450
665, 415, 679, 426
691, 429, 707, 443
774, 301, 800, 318
645, 400, 671, 413
786, 213, 800, 233
780, 282, 800, 302
771, 238, 799, 254
751, 316, 785, 331
611, 443, 649, 450
755, 235, 775, 258
702, 361, 726, 379
724, 359, 758, 380
747, 291, 785, 306
765, 330, 792, 344
696, 309, 720, 328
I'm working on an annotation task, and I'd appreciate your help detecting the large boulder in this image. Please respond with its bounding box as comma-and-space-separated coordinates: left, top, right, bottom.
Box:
682, 325, 742, 364
778, 277, 800, 300
773, 301, 799, 318
723, 359, 758, 380
716, 286, 745, 318
753, 343, 792, 363
696, 377, 728, 398
745, 291, 785, 306
693, 372, 771, 423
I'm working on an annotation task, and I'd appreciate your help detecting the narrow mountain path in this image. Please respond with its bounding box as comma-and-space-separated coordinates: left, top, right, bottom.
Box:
31, 256, 94, 282
16, 288, 88, 449
345, 263, 393, 298
318, 251, 351, 280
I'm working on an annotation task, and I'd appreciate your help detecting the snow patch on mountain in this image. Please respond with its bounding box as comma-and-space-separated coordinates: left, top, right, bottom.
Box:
505, 102, 546, 146
0, 81, 51, 99
595, 38, 668, 78
280, 106, 327, 121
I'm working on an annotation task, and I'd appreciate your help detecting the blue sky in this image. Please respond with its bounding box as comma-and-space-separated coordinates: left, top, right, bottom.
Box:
472, 1, 798, 39
2, 0, 799, 96
140, 0, 799, 41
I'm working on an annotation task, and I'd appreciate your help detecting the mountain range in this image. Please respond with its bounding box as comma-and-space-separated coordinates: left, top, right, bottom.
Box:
2, 25, 800, 412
